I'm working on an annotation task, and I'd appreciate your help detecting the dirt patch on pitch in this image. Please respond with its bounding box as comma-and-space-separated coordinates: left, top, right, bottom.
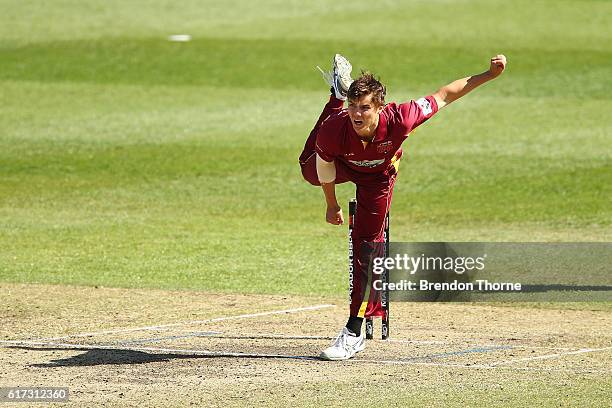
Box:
1, 283, 610, 407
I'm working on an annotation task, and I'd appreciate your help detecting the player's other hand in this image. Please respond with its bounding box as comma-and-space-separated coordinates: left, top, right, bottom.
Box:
489, 54, 507, 77
326, 205, 344, 225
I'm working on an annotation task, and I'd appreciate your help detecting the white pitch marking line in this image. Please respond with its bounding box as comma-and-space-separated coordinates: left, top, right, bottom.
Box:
387, 339, 447, 345
116, 333, 334, 345
28, 304, 335, 342
489, 346, 612, 366
479, 343, 576, 351
0, 339, 526, 368
0, 340, 318, 361
2, 339, 609, 374
219, 333, 334, 340
358, 358, 610, 373
167, 332, 446, 345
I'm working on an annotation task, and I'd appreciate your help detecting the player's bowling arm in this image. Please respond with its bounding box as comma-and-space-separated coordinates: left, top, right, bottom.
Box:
316, 155, 343, 225
433, 54, 507, 109
321, 183, 343, 225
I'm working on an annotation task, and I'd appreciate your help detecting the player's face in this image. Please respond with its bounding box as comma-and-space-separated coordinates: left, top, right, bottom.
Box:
347, 93, 383, 136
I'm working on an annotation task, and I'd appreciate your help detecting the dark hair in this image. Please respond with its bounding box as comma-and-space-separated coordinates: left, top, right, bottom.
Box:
347, 71, 386, 106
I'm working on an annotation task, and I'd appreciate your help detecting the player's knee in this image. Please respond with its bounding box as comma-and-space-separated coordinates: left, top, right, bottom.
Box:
300, 162, 321, 186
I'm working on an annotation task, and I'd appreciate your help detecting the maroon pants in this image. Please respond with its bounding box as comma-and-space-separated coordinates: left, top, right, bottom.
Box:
299, 96, 398, 318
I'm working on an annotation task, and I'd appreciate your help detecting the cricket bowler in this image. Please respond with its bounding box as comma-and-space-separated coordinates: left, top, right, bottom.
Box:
299, 53, 507, 360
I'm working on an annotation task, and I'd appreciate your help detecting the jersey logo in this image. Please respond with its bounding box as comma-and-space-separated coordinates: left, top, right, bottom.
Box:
348, 159, 385, 168
376, 141, 393, 154
416, 97, 433, 116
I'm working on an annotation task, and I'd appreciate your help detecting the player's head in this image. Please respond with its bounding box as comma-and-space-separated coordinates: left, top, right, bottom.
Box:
347, 72, 386, 134
347, 72, 386, 107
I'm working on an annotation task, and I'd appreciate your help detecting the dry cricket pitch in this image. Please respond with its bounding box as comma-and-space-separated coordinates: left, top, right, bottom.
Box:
1, 283, 611, 407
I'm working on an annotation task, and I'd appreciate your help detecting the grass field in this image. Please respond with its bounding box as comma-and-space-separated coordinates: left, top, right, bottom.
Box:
1, 1, 611, 406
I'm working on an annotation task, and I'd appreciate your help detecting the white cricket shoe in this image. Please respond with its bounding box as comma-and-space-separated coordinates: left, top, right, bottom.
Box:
317, 53, 353, 101
319, 327, 365, 360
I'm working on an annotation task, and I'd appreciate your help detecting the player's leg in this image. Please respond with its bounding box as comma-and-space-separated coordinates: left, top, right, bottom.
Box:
300, 153, 352, 187
299, 54, 353, 186
298, 95, 344, 185
349, 173, 398, 326
320, 171, 397, 361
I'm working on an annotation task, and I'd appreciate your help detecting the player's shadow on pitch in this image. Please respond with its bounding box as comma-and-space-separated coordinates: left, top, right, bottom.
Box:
11, 346, 317, 367
17, 347, 193, 366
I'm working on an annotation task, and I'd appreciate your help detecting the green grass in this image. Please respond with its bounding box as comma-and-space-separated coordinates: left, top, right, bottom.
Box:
1, 0, 611, 297
263, 374, 612, 408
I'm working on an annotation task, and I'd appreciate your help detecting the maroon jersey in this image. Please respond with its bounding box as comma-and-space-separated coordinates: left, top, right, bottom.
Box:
315, 96, 438, 173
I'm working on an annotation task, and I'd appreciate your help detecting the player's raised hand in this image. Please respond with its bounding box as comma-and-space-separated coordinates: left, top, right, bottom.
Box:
326, 205, 344, 225
489, 54, 507, 77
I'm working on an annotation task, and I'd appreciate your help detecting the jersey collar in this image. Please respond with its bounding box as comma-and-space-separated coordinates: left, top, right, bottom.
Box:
373, 110, 388, 142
